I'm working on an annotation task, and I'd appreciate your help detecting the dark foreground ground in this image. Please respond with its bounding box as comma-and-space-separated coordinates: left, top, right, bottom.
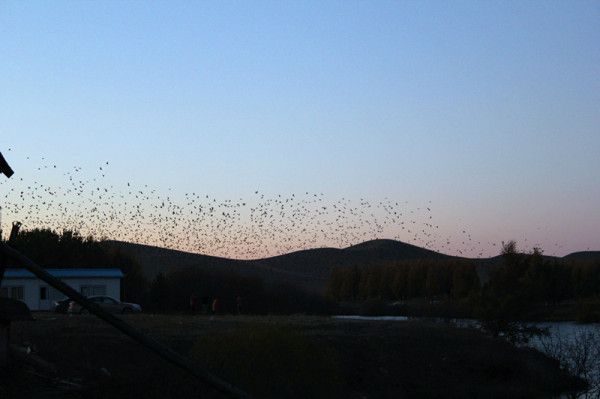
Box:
2, 313, 585, 398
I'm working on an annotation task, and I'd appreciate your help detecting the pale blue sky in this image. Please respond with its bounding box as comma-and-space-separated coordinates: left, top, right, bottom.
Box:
1, 1, 599, 257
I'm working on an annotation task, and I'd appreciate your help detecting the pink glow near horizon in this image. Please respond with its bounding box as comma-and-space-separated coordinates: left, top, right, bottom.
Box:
1, 155, 595, 260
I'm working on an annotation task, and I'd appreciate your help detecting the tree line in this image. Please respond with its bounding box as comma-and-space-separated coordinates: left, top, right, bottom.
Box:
477, 242, 600, 306
326, 259, 480, 301
327, 241, 600, 309
475, 242, 600, 327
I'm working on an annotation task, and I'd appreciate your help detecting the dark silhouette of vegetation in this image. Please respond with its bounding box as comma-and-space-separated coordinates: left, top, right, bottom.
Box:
475, 241, 600, 336
147, 271, 170, 312
327, 259, 480, 301
5, 228, 147, 303
327, 241, 600, 325
8, 228, 111, 268
191, 325, 342, 398
540, 329, 600, 397
145, 266, 336, 314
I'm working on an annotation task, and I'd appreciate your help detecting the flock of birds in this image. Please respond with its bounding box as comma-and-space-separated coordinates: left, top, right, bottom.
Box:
0, 150, 562, 260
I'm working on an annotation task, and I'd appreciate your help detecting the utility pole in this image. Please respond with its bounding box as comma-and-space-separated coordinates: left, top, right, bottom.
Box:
0, 151, 14, 279
0, 151, 14, 243
0, 151, 14, 240
0, 152, 14, 178
0, 151, 14, 281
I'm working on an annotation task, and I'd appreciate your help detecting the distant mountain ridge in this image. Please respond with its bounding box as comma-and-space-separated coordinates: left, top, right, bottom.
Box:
345, 239, 449, 258
104, 239, 599, 295
563, 251, 600, 261
253, 239, 451, 280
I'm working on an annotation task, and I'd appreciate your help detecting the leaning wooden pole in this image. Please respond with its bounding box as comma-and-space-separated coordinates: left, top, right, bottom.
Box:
0, 242, 251, 399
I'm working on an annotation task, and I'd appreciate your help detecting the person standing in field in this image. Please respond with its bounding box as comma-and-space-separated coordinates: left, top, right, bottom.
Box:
201, 296, 210, 314
212, 297, 221, 315
236, 295, 243, 315
189, 293, 198, 313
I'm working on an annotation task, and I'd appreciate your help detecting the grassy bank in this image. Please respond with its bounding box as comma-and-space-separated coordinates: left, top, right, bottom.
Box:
5, 313, 585, 398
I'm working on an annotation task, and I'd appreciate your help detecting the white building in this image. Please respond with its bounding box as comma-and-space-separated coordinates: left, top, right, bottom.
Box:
0, 268, 124, 311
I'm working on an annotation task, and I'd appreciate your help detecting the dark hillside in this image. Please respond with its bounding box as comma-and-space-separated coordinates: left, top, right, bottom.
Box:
103, 241, 244, 278
103, 241, 329, 294
103, 240, 452, 295
345, 238, 449, 259
255, 239, 453, 280
105, 239, 454, 294
564, 251, 600, 262
103, 239, 598, 296
254, 248, 345, 279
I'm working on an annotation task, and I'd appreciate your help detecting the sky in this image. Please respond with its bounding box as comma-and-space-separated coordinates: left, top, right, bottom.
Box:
1, 1, 599, 259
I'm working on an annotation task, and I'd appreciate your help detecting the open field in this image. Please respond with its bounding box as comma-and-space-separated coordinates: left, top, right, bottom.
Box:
3, 313, 585, 398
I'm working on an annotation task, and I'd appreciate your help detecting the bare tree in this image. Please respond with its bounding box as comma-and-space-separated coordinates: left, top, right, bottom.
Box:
539, 327, 600, 398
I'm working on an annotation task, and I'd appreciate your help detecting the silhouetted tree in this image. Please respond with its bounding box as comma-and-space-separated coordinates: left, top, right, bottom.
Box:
147, 272, 170, 311
451, 263, 479, 299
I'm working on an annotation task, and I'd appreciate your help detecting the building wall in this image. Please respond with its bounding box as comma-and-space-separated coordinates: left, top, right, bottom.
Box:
0, 277, 121, 311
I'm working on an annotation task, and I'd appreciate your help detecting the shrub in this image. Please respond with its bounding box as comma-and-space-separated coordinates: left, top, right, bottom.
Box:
190, 325, 342, 398
575, 298, 600, 324
539, 329, 599, 396
358, 298, 387, 316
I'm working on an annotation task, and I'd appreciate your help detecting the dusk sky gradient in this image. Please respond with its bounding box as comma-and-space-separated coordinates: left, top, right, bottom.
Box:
1, 1, 599, 258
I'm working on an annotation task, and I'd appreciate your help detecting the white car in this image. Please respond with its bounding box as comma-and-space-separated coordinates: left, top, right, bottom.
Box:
68, 295, 142, 314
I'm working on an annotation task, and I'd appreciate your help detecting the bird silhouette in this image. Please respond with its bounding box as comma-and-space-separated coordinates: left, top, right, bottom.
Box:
0, 151, 514, 259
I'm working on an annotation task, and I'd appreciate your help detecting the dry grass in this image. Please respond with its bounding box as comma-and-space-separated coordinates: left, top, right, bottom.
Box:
5, 313, 586, 398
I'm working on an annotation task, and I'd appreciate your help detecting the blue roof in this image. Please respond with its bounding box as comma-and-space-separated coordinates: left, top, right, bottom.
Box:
3, 268, 124, 279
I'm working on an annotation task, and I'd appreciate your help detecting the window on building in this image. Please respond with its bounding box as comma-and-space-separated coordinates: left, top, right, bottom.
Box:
0, 286, 24, 300
80, 285, 106, 297
1, 286, 25, 301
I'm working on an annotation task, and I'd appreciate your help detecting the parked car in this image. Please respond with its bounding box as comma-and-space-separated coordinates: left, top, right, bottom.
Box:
68, 296, 142, 314
53, 298, 71, 313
